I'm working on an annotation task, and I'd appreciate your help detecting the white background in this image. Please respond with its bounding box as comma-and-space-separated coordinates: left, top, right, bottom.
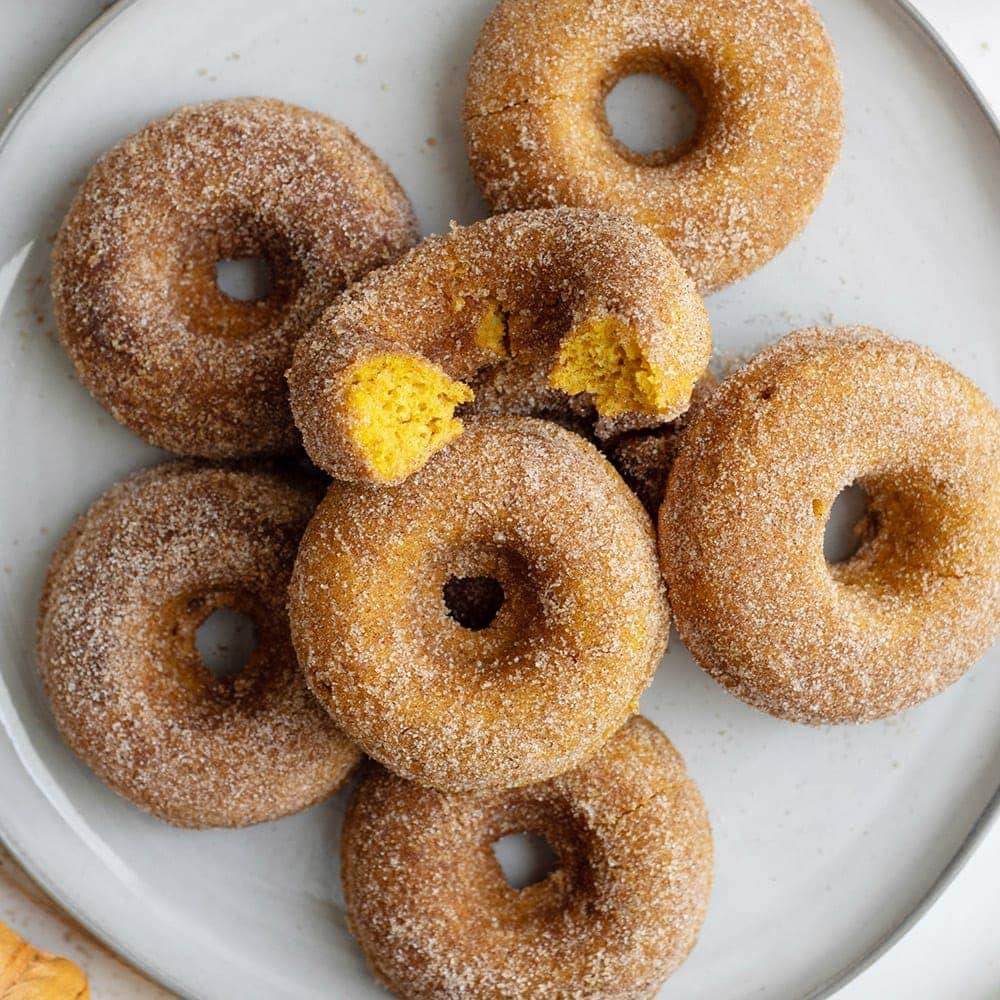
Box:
0, 2, 997, 998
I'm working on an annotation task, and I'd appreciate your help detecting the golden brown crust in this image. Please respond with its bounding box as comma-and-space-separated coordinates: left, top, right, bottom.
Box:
464, 0, 843, 292
660, 328, 1000, 724
52, 97, 417, 458
341, 716, 713, 999
288, 207, 711, 482
289, 417, 670, 791
36, 461, 360, 828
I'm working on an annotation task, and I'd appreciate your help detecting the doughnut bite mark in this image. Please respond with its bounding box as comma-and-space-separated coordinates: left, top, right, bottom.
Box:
289, 417, 670, 791
345, 354, 473, 482
660, 328, 1000, 724
52, 97, 418, 458
288, 208, 711, 484
464, 0, 844, 293
36, 462, 360, 828
341, 716, 713, 1000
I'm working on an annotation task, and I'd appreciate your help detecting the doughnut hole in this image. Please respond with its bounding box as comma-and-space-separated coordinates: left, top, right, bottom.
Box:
444, 575, 505, 631
146, 589, 278, 711
421, 543, 547, 671
820, 482, 873, 564
600, 51, 706, 167
195, 606, 258, 677
215, 257, 273, 302
604, 72, 700, 159
492, 831, 559, 890
166, 213, 306, 340
345, 354, 474, 482
549, 317, 691, 416
479, 795, 593, 920
817, 470, 971, 599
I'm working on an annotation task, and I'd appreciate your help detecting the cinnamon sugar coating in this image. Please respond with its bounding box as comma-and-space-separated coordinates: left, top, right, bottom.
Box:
660, 328, 1000, 724
464, 0, 843, 292
36, 462, 360, 828
289, 418, 670, 791
341, 716, 713, 999
52, 97, 417, 458
288, 207, 710, 483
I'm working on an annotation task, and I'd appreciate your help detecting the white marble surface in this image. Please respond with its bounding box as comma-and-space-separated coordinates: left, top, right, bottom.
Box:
0, 2, 997, 997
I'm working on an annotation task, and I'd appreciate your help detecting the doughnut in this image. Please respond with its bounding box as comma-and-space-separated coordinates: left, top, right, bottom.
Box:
289, 417, 669, 790
464, 0, 843, 292
36, 461, 360, 827
288, 207, 710, 484
341, 716, 713, 999
52, 97, 417, 458
660, 327, 1000, 724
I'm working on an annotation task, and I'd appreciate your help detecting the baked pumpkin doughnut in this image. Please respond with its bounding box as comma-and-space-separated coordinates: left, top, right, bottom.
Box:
36, 462, 360, 828
660, 328, 1000, 724
289, 417, 669, 790
341, 716, 713, 999
52, 97, 417, 458
464, 0, 843, 292
288, 207, 710, 484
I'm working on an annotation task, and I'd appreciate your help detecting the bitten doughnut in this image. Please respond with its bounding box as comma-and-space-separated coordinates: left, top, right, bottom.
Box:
37, 462, 360, 827
289, 417, 669, 791
342, 716, 713, 999
464, 0, 843, 292
52, 97, 417, 458
288, 207, 710, 484
660, 328, 1000, 724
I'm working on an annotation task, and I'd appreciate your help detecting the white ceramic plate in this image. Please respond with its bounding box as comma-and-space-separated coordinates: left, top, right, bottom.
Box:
1, 1, 998, 997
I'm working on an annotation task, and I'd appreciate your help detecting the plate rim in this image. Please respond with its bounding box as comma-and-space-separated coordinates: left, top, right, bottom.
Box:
0, 1, 998, 997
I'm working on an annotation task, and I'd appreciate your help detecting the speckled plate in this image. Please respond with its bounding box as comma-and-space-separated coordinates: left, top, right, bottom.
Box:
0, 1, 998, 997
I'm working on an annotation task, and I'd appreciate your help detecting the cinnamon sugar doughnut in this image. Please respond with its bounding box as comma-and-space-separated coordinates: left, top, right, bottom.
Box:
341, 716, 713, 999
289, 418, 669, 791
464, 0, 843, 292
660, 328, 1000, 724
288, 208, 710, 484
36, 462, 360, 827
52, 97, 417, 458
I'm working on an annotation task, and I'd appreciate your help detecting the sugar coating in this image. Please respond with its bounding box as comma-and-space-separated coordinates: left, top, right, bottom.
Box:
341, 716, 713, 999
289, 417, 670, 791
36, 461, 360, 828
660, 327, 1000, 724
287, 207, 711, 483
464, 0, 843, 292
52, 97, 418, 458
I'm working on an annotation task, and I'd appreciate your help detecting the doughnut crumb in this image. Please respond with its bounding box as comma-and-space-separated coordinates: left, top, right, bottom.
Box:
346, 354, 473, 482
475, 302, 510, 355
550, 316, 687, 415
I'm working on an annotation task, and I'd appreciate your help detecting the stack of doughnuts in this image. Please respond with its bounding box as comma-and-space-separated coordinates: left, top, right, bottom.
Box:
32, 0, 1000, 996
